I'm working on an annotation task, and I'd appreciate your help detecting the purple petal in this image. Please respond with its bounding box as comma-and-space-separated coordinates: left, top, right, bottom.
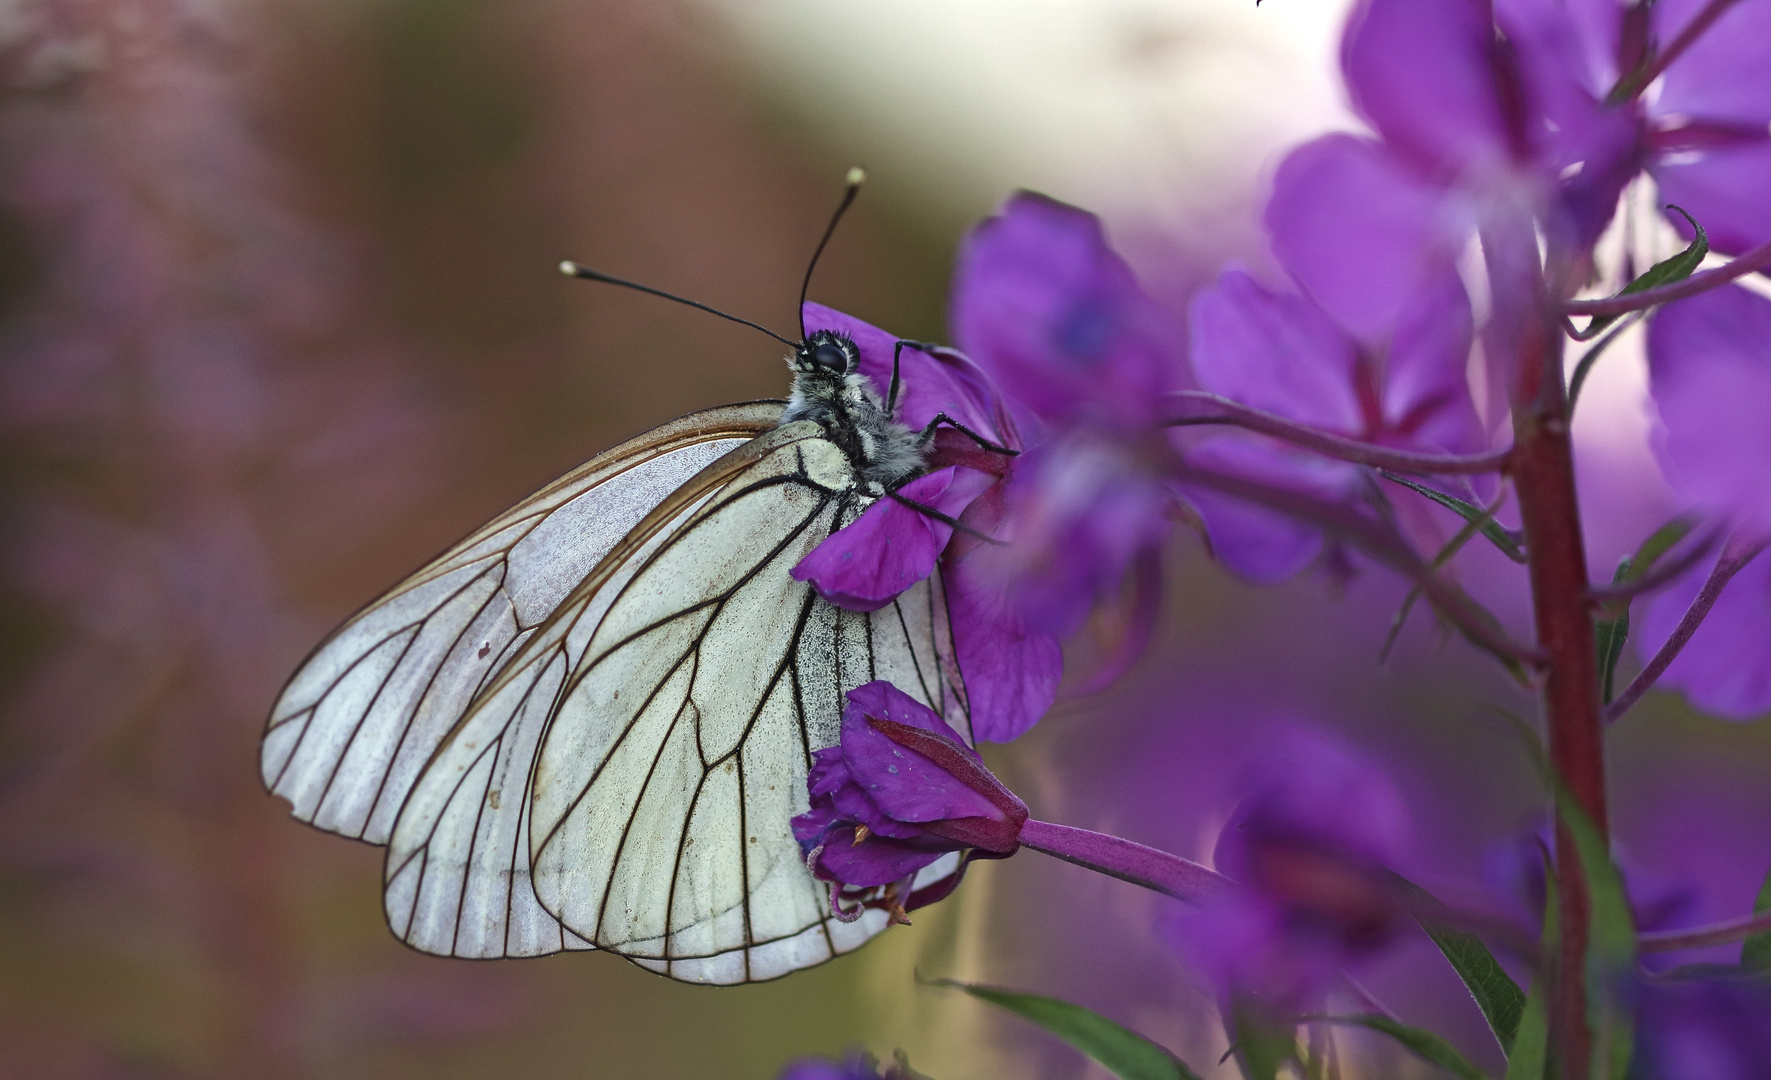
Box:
1637, 548, 1771, 720
1653, 0, 1771, 127
1647, 285, 1771, 535
1650, 139, 1771, 259
837, 681, 1003, 823
792, 466, 995, 612
941, 526, 1063, 743
1342, 0, 1516, 178
1265, 135, 1469, 344
951, 191, 1182, 427
1214, 724, 1412, 882
980, 439, 1175, 638
811, 829, 954, 889
1630, 976, 1771, 1077
1382, 265, 1484, 454
779, 1053, 887, 1080
802, 301, 1027, 446
1188, 267, 1361, 431
1180, 437, 1359, 585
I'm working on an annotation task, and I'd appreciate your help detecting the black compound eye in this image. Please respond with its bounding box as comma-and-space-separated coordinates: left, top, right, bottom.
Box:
810, 342, 850, 374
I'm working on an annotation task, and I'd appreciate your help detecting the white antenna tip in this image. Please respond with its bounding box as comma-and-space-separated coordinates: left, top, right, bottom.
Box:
559, 260, 580, 276
845, 166, 866, 188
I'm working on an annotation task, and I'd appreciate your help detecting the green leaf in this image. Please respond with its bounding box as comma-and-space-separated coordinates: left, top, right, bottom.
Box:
1503, 847, 1557, 1080
1572, 206, 1708, 342
1741, 864, 1771, 972
931, 979, 1201, 1080
1394, 875, 1527, 1054
1594, 556, 1634, 704
1552, 794, 1637, 1080
1501, 977, 1550, 1080
1378, 471, 1526, 563
1228, 997, 1296, 1080
1594, 515, 1700, 703
1304, 1014, 1490, 1079
1380, 489, 1511, 664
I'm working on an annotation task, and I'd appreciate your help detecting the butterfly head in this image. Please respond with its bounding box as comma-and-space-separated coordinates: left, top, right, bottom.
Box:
792, 330, 858, 378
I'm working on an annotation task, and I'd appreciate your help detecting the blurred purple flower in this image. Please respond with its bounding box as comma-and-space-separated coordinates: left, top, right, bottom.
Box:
1646, 285, 1771, 538
948, 192, 1184, 653
1164, 726, 1411, 1011
1628, 975, 1771, 1080
1637, 545, 1771, 720
780, 1049, 928, 1080
951, 191, 1180, 430
793, 681, 1026, 919
1497, 0, 1771, 259
1184, 259, 1483, 583
778, 1052, 888, 1080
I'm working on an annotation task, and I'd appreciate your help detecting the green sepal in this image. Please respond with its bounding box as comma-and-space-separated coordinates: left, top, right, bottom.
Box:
1595, 515, 1700, 703
1378, 471, 1526, 563
1301, 1014, 1490, 1079
927, 978, 1202, 1080
1741, 864, 1771, 973
1571, 206, 1708, 342
1394, 874, 1527, 1054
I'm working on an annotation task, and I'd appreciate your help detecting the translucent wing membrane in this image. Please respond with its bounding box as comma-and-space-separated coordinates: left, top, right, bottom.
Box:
260, 402, 783, 843
264, 402, 973, 981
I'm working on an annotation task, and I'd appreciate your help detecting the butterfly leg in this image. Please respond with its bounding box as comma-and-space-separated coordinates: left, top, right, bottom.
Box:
913, 412, 1017, 456
887, 339, 943, 419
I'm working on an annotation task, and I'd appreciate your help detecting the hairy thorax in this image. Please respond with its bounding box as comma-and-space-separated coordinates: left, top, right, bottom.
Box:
781, 332, 924, 496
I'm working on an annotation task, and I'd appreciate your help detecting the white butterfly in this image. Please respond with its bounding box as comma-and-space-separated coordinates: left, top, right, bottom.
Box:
260, 317, 1001, 984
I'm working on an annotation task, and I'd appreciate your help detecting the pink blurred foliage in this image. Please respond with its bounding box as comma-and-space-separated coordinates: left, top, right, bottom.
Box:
0, 0, 521, 1073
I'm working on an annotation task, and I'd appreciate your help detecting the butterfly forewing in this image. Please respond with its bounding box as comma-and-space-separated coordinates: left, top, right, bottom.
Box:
260, 401, 783, 846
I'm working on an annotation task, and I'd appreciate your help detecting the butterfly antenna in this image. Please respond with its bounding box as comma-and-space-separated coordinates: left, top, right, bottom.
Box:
559, 262, 799, 349
797, 166, 867, 340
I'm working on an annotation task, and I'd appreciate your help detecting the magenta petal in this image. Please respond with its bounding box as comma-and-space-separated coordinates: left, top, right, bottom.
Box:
942, 551, 1062, 743
792, 466, 995, 612
811, 832, 951, 889
1188, 267, 1361, 431
1638, 549, 1771, 721
802, 301, 1025, 446
1342, 0, 1515, 177
1653, 0, 1771, 126
1181, 437, 1359, 585
1647, 285, 1771, 535
1382, 265, 1483, 454
1650, 139, 1771, 259
839, 681, 1001, 823
1266, 135, 1465, 344
951, 191, 1182, 427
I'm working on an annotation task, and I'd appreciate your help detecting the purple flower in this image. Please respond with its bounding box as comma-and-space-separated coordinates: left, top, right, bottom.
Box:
1637, 545, 1771, 720
948, 192, 1185, 642
778, 1051, 890, 1080
1183, 261, 1484, 584
1497, 0, 1771, 259
792, 681, 1027, 921
951, 191, 1180, 430
1628, 975, 1771, 1080
790, 303, 1062, 743
1646, 285, 1771, 537
1164, 726, 1411, 1011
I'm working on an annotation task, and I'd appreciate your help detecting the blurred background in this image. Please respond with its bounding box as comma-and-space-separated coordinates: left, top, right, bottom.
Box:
2, 0, 1768, 1077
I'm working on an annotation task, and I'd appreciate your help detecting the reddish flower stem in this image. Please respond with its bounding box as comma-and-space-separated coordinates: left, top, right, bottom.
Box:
1165, 391, 1513, 475
1605, 534, 1771, 723
1017, 819, 1239, 905
1561, 235, 1771, 317
1638, 909, 1771, 954
1498, 219, 1605, 1080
